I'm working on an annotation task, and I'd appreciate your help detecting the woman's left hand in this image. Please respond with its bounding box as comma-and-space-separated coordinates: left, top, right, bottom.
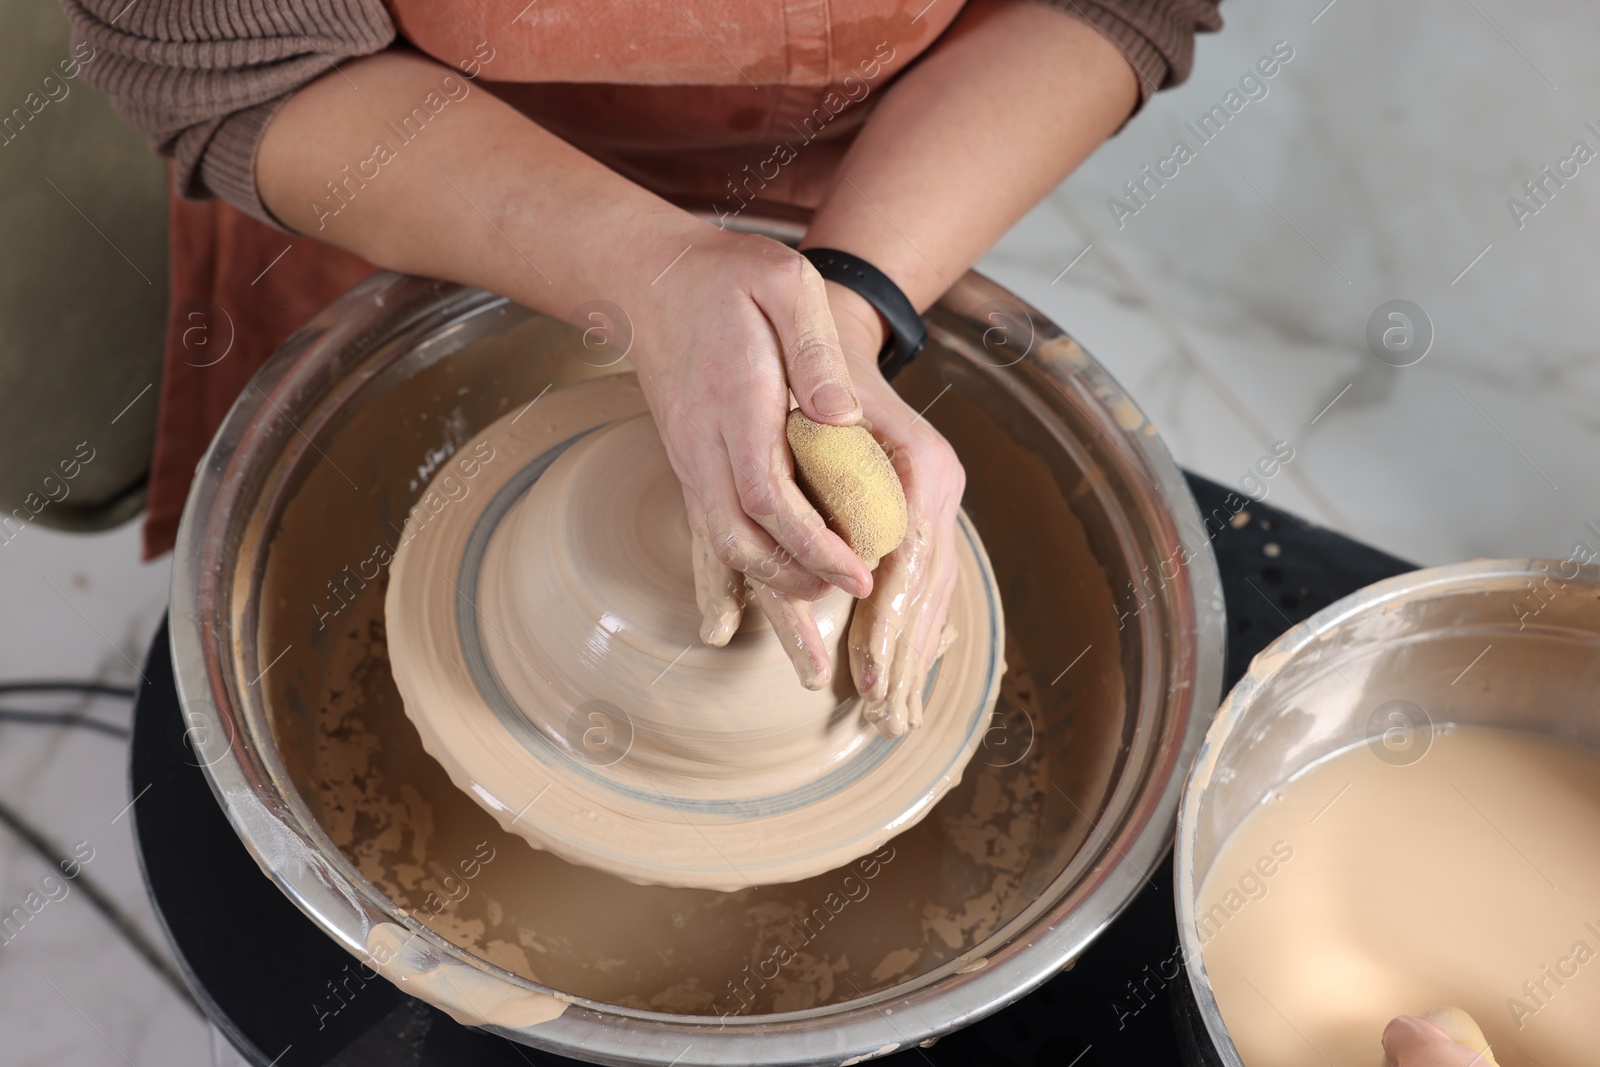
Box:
829, 284, 966, 737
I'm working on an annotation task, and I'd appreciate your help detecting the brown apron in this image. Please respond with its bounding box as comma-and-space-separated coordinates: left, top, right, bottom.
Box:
144, 0, 963, 558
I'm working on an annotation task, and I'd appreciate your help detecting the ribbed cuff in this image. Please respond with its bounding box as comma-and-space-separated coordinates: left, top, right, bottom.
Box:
63, 0, 397, 231
187, 99, 296, 230
1055, 0, 1170, 106
1027, 0, 1220, 124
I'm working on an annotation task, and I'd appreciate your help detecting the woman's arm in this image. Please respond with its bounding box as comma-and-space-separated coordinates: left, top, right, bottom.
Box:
253, 50, 878, 615
805, 0, 1142, 343
258, 51, 679, 322
67, 0, 1213, 706
798, 0, 1145, 732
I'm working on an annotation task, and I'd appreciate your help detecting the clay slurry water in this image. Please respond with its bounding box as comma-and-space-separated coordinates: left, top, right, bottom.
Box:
1199, 726, 1600, 1067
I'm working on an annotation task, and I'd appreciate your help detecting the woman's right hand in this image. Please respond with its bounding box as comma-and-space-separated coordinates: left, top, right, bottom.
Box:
619, 222, 876, 683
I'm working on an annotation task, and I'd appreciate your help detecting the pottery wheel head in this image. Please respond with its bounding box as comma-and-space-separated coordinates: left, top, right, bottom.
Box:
385, 375, 1005, 889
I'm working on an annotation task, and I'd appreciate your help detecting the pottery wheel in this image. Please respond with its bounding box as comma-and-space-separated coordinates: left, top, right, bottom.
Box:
384, 374, 1004, 889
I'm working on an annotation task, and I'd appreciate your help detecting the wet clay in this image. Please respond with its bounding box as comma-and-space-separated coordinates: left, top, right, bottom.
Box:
364, 921, 572, 1027
255, 328, 1129, 1016
381, 377, 1004, 889
1199, 727, 1600, 1067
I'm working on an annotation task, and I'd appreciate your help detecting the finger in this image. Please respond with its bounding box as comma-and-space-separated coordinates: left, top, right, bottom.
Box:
921, 550, 960, 662
849, 548, 910, 702
869, 648, 920, 738
703, 501, 831, 601
851, 516, 936, 698
864, 532, 952, 738
870, 551, 937, 737
1382, 1011, 1491, 1067
876, 643, 929, 737
906, 570, 959, 733
859, 534, 932, 738
725, 432, 872, 598
907, 653, 929, 731
760, 256, 860, 426
690, 526, 744, 646
746, 579, 832, 691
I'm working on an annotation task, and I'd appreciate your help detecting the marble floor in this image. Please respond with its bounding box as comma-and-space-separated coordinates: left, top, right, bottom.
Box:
0, 521, 208, 1066
3, 0, 1599, 1064
979, 0, 1600, 567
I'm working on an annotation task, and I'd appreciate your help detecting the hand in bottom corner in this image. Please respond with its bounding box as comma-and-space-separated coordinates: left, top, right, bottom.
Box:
1381, 1006, 1499, 1067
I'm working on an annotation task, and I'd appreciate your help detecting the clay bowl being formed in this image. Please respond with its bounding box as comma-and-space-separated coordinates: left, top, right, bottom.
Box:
172, 213, 1224, 1065
382, 382, 1006, 890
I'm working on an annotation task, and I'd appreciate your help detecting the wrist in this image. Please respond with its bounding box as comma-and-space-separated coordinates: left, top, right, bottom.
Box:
598, 207, 717, 306
549, 208, 723, 377
823, 280, 889, 373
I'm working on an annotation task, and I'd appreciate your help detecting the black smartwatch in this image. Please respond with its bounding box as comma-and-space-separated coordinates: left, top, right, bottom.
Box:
800, 248, 927, 380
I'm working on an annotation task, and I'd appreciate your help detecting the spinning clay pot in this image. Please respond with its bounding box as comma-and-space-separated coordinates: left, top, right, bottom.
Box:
383, 375, 1006, 890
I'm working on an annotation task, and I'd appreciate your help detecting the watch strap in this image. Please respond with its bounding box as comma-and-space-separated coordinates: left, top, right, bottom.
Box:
800, 247, 927, 380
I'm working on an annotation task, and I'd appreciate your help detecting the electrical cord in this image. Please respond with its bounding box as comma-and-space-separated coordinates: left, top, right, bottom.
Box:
0, 678, 197, 1011
0, 709, 130, 740
0, 791, 199, 1014
0, 681, 137, 740
0, 681, 140, 700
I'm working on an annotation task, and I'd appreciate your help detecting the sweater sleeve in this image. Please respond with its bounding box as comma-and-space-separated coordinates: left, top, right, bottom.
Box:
1030, 0, 1223, 108
59, 0, 397, 225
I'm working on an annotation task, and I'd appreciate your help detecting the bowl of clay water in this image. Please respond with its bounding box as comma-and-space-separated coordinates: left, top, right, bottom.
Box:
1175, 557, 1600, 1067
171, 214, 1225, 1065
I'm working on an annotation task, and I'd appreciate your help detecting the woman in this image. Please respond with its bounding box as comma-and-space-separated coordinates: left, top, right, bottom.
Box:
61, 11, 1529, 1061
66, 0, 1217, 729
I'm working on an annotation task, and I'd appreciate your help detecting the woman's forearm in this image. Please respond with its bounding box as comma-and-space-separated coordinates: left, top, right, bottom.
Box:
258, 48, 889, 606
803, 0, 1140, 349
256, 49, 705, 316
255, 7, 1136, 359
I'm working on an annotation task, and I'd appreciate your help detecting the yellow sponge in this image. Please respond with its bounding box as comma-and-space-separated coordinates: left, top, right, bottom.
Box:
785, 410, 908, 569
